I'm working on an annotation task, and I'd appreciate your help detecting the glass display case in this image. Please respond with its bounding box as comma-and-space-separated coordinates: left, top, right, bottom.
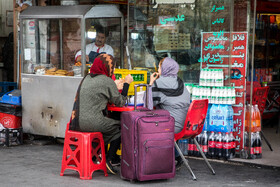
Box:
19, 5, 124, 137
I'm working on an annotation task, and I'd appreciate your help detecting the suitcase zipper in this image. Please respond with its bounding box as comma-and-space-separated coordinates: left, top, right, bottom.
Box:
143, 138, 173, 152
145, 145, 173, 152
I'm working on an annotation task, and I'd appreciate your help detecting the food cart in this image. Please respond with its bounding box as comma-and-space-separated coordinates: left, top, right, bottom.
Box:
19, 5, 124, 138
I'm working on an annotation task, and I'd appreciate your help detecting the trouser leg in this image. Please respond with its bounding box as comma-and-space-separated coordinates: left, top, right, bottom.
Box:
107, 137, 121, 161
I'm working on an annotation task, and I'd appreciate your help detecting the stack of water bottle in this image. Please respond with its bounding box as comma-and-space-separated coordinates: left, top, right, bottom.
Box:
179, 68, 236, 160
244, 104, 262, 159
191, 86, 236, 104
199, 68, 224, 87
178, 104, 236, 160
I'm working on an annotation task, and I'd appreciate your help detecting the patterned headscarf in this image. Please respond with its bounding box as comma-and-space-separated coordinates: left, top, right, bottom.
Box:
90, 54, 115, 77
160, 57, 179, 77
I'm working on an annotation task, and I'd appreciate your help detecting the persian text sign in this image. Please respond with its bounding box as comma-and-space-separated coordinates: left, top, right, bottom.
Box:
201, 32, 248, 152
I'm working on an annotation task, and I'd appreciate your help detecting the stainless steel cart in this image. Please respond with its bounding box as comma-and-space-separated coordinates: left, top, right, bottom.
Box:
20, 5, 124, 137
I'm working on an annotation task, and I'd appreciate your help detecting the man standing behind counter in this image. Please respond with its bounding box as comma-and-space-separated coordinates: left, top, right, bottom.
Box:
75, 26, 114, 63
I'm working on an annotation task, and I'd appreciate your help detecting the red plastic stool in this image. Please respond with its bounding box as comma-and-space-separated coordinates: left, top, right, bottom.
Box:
60, 123, 108, 179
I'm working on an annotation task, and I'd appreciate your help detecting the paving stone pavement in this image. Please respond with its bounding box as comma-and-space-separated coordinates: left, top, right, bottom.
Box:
0, 143, 279, 187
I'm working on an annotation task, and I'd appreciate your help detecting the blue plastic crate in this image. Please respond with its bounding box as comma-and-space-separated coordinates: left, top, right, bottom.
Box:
0, 82, 17, 97
0, 89, 21, 105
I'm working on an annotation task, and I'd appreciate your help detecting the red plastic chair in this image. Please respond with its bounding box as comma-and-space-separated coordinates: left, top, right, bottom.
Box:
60, 123, 108, 179
246, 81, 262, 103
252, 86, 269, 116
174, 99, 215, 180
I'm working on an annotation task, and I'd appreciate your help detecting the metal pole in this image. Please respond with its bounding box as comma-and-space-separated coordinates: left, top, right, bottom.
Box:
127, 1, 130, 47
81, 18, 85, 76
249, 0, 257, 159
228, 0, 234, 85
126, 0, 130, 69
59, 20, 63, 69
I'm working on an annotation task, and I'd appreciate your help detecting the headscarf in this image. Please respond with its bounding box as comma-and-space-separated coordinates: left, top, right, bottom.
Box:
90, 54, 116, 77
160, 57, 179, 78
151, 57, 184, 97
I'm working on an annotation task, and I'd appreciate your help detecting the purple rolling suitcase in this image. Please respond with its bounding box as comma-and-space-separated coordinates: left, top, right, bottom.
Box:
120, 84, 175, 181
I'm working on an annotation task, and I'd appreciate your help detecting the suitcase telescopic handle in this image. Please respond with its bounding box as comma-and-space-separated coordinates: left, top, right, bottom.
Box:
134, 84, 149, 111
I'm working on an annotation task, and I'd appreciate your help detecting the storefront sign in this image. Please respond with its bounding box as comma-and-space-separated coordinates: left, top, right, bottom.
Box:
159, 15, 185, 25
200, 32, 248, 152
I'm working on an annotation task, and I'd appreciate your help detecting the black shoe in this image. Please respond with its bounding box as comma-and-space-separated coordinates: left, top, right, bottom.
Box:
106, 160, 117, 175
175, 156, 184, 171
111, 156, 121, 166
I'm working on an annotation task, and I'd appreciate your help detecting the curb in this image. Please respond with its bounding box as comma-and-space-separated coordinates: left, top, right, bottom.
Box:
186, 156, 280, 170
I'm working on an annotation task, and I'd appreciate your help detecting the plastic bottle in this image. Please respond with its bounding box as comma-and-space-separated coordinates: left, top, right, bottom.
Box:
201, 87, 207, 100
210, 69, 215, 87
228, 105, 234, 132
205, 69, 210, 86
221, 69, 224, 86
254, 131, 262, 158
188, 138, 194, 156
216, 104, 225, 133
203, 105, 211, 131
223, 132, 231, 160
250, 132, 256, 159
199, 70, 203, 86
178, 139, 188, 156
207, 87, 211, 102
215, 88, 219, 104
227, 87, 231, 104
218, 87, 222, 104
244, 131, 249, 152
251, 105, 256, 132
192, 86, 196, 101
211, 87, 216, 104
224, 105, 230, 133
208, 131, 216, 158
195, 133, 202, 156
209, 104, 217, 132
215, 132, 223, 159
220, 69, 224, 86
201, 131, 208, 155
222, 87, 227, 104
254, 105, 261, 132
196, 86, 201, 100
200, 69, 205, 86
231, 87, 236, 104
230, 132, 236, 159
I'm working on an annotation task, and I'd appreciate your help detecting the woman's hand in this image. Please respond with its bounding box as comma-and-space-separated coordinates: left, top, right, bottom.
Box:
124, 74, 133, 84
149, 72, 159, 86
115, 79, 124, 90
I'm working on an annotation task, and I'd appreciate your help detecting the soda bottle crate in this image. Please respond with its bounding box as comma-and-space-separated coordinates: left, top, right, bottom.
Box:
114, 69, 147, 96
0, 82, 17, 97
0, 127, 23, 147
